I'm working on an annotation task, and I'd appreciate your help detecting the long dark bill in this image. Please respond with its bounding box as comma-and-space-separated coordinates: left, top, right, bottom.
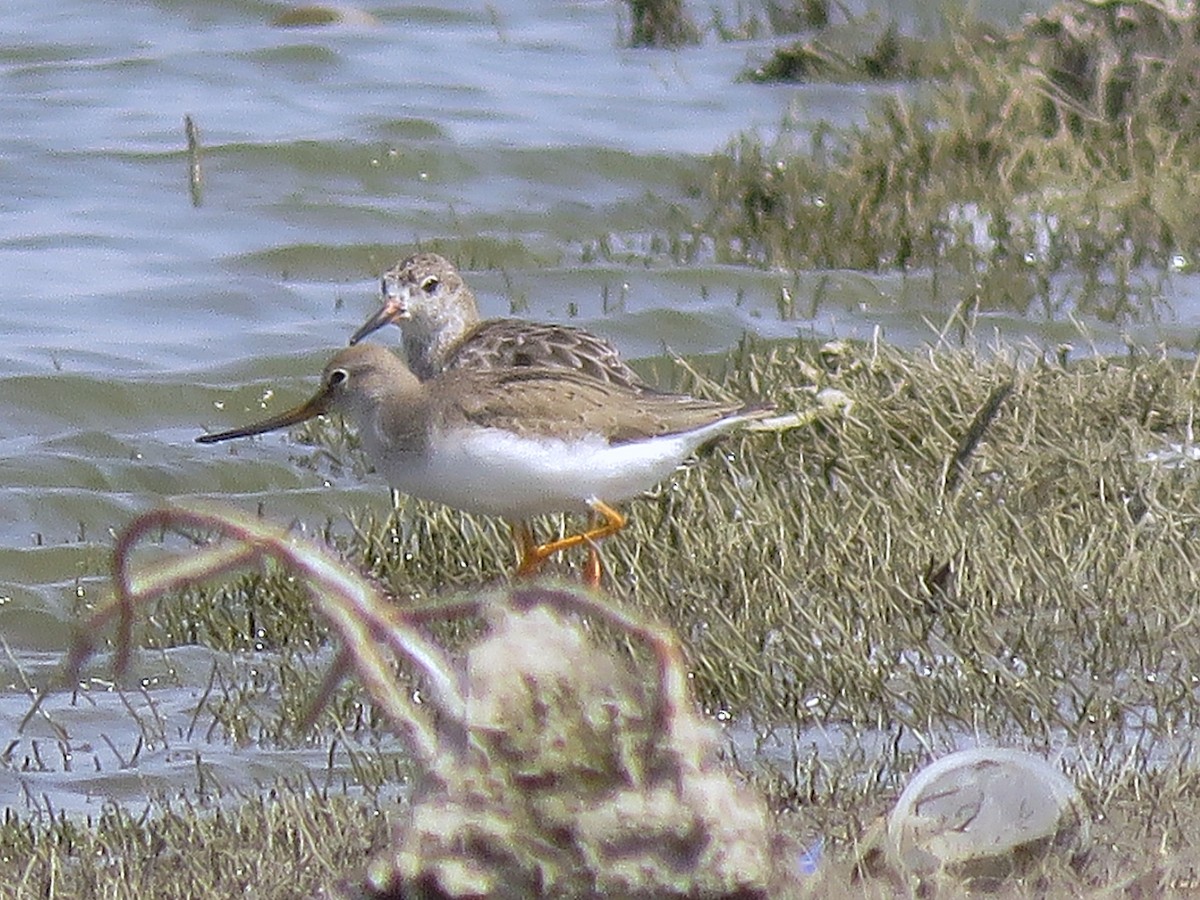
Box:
196, 386, 332, 444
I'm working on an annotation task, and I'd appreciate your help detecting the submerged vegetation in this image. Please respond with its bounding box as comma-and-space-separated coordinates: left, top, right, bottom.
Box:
624, 0, 701, 47
740, 19, 968, 83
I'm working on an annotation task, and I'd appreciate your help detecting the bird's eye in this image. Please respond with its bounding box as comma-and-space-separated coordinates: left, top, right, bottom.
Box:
421, 276, 439, 294
328, 368, 348, 388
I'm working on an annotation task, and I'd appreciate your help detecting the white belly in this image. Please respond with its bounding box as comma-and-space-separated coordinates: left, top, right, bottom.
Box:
369, 426, 708, 519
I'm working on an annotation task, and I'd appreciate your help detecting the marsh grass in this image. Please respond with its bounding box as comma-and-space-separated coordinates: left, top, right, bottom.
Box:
9, 335, 1200, 894
0, 792, 389, 898
690, 0, 1200, 319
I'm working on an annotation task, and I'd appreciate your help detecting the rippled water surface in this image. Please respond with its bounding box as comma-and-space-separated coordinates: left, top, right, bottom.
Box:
2, 0, 1195, 813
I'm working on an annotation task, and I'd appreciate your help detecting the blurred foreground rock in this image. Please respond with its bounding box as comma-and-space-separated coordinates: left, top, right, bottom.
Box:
346, 588, 785, 899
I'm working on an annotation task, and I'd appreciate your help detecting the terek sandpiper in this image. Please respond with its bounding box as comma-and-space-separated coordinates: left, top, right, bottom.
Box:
197, 344, 770, 585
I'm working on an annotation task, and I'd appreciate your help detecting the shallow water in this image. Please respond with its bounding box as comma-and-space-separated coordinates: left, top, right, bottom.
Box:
2, 0, 1198, 814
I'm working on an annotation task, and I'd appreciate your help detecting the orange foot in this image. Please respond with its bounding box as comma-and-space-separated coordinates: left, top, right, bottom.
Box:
514, 499, 625, 588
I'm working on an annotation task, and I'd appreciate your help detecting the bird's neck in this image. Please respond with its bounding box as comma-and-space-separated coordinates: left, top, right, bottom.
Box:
402, 301, 479, 381
361, 380, 434, 458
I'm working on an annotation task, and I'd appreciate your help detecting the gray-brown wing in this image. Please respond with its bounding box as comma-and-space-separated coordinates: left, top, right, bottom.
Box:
445, 319, 651, 393
444, 368, 754, 443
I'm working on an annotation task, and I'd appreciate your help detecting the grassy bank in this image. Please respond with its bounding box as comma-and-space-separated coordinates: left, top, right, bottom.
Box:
7, 334, 1200, 895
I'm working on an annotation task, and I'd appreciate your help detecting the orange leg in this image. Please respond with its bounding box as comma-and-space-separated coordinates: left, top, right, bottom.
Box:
516, 500, 626, 584
510, 521, 541, 578
582, 511, 604, 588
